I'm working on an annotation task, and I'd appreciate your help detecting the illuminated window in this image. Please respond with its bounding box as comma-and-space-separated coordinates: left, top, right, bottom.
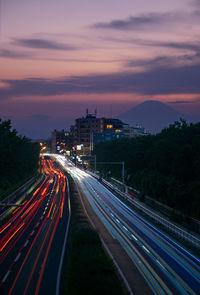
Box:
115, 129, 122, 133
106, 124, 113, 129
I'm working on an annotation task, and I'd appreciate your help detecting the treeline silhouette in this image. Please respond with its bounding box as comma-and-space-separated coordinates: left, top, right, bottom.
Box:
0, 119, 40, 199
93, 120, 200, 219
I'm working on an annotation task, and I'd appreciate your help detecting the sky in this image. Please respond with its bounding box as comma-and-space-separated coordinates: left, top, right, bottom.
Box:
0, 0, 200, 138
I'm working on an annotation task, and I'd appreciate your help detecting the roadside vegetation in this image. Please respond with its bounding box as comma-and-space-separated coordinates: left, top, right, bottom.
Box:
60, 173, 126, 295
93, 120, 200, 219
0, 119, 40, 200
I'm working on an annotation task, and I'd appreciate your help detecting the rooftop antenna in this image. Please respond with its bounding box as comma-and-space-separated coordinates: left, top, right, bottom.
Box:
86, 108, 88, 116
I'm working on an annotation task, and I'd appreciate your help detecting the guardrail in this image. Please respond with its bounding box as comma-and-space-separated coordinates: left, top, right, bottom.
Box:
0, 174, 43, 221
87, 170, 200, 252
1, 176, 37, 204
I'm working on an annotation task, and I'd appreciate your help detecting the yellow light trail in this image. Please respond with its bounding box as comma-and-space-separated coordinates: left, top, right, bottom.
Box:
0, 222, 25, 252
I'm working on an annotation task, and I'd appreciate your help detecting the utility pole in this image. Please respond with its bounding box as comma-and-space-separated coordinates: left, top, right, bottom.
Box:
94, 154, 96, 171
122, 161, 125, 185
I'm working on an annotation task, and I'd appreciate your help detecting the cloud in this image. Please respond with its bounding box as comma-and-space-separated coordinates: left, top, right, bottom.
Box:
153, 41, 200, 54
0, 62, 200, 99
13, 38, 77, 51
91, 10, 200, 31
92, 12, 179, 30
193, 0, 200, 7
168, 100, 195, 104
0, 49, 31, 59
126, 53, 200, 69
108, 38, 200, 66
126, 56, 175, 68
108, 37, 200, 54
168, 98, 200, 104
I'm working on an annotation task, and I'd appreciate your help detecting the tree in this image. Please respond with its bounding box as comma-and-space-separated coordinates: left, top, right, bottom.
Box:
0, 119, 40, 199
93, 120, 200, 219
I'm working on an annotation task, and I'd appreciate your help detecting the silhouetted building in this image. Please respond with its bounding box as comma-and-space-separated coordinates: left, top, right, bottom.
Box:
51, 129, 73, 153
51, 110, 148, 154
93, 130, 124, 145
93, 124, 148, 145
123, 124, 148, 138
73, 109, 125, 151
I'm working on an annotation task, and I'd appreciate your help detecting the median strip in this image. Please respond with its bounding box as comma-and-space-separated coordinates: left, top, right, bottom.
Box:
60, 173, 127, 295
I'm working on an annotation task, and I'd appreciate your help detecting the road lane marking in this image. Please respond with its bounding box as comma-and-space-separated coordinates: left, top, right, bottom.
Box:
156, 260, 166, 270
142, 245, 150, 254
30, 230, 35, 236
82, 183, 168, 294
131, 234, 138, 241
7, 215, 49, 295
81, 181, 174, 295
90, 180, 198, 293
2, 270, 11, 283
14, 252, 21, 262
63, 163, 198, 295
24, 240, 29, 247
32, 212, 60, 295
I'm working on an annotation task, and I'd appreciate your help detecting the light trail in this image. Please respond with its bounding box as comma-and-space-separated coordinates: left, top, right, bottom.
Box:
0, 156, 69, 295
55, 155, 200, 295
0, 223, 25, 252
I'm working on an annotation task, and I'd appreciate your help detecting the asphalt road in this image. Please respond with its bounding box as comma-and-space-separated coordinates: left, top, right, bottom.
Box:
0, 156, 70, 295
56, 155, 200, 295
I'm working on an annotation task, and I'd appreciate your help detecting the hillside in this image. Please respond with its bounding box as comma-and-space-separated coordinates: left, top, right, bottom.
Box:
118, 100, 199, 133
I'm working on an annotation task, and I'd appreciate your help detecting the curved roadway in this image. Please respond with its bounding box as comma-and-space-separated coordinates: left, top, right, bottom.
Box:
0, 156, 70, 295
57, 155, 200, 295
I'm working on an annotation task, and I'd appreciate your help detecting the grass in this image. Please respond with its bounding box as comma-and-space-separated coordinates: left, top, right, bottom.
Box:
60, 172, 127, 295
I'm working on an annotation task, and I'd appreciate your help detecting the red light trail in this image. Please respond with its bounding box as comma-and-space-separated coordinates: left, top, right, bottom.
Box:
0, 156, 70, 295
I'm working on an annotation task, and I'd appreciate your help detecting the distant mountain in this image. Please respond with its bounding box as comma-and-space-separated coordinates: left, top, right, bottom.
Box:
118, 100, 200, 133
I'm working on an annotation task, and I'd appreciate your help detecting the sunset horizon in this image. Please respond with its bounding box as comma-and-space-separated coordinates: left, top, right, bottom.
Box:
1, 0, 200, 138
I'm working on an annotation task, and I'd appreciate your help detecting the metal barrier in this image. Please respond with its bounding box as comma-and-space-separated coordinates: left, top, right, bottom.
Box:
86, 170, 200, 251
1, 176, 37, 204
0, 174, 43, 221
101, 178, 200, 251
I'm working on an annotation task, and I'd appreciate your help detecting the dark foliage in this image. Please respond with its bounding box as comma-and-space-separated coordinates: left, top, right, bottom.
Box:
93, 120, 200, 219
0, 119, 40, 198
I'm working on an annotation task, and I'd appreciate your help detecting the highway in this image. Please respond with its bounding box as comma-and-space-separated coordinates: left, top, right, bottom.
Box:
0, 156, 70, 295
56, 155, 200, 295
